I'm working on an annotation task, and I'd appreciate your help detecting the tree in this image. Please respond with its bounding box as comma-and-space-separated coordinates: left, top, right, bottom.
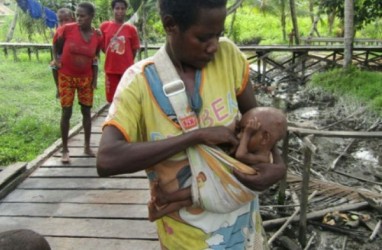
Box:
344, 0, 354, 68
289, 0, 299, 44
318, 0, 382, 33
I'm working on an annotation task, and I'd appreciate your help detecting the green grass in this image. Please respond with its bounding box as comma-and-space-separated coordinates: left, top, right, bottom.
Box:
0, 52, 106, 166
310, 67, 382, 115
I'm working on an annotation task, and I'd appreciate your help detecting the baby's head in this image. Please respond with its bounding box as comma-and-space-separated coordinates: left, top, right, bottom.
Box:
240, 107, 287, 150
57, 8, 74, 26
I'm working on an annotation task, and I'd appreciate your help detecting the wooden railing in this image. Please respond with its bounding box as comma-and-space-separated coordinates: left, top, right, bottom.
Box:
0, 42, 53, 61
300, 37, 382, 46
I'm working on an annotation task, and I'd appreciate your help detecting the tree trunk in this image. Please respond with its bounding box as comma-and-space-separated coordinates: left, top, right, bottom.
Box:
328, 12, 336, 35
289, 0, 300, 45
6, 9, 18, 42
309, 0, 314, 23
142, 0, 148, 58
227, 0, 244, 15
281, 0, 287, 41
343, 0, 354, 69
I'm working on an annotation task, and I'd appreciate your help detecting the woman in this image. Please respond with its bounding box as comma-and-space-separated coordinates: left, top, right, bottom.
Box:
100, 0, 140, 103
54, 2, 102, 163
97, 0, 286, 249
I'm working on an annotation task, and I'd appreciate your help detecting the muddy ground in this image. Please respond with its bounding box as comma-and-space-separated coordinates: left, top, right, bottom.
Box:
254, 80, 382, 250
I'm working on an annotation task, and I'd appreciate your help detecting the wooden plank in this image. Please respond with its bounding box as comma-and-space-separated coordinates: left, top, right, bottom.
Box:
18, 178, 149, 190
288, 126, 382, 138
42, 157, 97, 167
45, 237, 160, 250
53, 147, 99, 157
0, 162, 26, 188
68, 133, 101, 147
0, 203, 148, 219
2, 189, 150, 204
0, 217, 158, 239
30, 168, 146, 178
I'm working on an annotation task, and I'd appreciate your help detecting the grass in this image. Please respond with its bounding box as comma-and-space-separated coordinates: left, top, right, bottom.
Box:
0, 52, 106, 166
310, 67, 382, 115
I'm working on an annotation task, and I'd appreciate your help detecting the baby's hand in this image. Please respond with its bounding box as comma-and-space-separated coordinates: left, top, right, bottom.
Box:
244, 118, 261, 134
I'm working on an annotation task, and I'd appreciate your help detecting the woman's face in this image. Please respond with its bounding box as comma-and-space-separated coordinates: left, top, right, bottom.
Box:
168, 6, 226, 69
113, 2, 127, 22
76, 7, 93, 28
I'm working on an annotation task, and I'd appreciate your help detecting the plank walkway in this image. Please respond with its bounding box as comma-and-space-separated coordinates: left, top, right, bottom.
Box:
0, 107, 160, 250
1, 105, 381, 249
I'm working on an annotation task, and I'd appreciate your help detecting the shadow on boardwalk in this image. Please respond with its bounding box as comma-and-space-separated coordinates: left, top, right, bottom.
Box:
0, 105, 160, 250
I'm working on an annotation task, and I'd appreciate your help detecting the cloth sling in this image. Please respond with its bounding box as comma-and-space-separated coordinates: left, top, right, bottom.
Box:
105, 22, 128, 54
152, 46, 258, 213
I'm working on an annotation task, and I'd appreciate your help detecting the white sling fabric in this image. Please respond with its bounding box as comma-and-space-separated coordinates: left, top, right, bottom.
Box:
153, 46, 257, 213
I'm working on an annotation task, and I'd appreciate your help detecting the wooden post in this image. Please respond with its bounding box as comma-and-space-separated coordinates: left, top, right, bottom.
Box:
35, 48, 40, 62
257, 52, 262, 83
12, 47, 18, 61
261, 59, 267, 84
27, 47, 32, 61
278, 131, 289, 206
298, 135, 316, 247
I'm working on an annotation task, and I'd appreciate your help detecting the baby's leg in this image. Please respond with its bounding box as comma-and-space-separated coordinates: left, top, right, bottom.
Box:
152, 181, 192, 206
148, 197, 192, 222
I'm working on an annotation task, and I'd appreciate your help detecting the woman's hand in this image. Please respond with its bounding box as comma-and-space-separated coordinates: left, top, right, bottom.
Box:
233, 148, 286, 191
197, 126, 239, 155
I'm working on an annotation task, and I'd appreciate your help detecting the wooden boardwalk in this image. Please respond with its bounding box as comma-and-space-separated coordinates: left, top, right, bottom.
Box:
0, 107, 160, 250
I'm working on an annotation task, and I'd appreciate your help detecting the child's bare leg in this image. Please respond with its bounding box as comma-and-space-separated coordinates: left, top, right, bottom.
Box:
148, 197, 193, 222
153, 182, 192, 207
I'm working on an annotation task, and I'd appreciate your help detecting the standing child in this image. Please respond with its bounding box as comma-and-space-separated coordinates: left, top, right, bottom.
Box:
51, 8, 75, 98
100, 0, 140, 103
53, 2, 102, 163
147, 107, 287, 221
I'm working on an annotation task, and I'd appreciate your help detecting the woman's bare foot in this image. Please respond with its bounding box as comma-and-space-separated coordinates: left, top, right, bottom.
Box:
61, 151, 70, 163
84, 146, 95, 156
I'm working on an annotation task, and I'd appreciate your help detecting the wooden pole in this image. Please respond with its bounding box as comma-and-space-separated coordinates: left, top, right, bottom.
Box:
298, 135, 316, 247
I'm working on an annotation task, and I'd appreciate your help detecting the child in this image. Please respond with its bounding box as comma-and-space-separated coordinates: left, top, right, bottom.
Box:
147, 107, 287, 221
51, 8, 75, 98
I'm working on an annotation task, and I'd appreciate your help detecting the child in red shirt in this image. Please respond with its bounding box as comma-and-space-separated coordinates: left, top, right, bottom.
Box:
53, 2, 102, 163
100, 0, 140, 103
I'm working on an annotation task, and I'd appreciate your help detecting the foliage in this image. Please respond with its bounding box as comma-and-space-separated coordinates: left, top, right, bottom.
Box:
225, 5, 332, 45
310, 67, 382, 114
0, 52, 106, 166
317, 0, 382, 30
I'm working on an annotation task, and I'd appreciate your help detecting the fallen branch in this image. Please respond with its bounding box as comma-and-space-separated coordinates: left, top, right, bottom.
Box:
268, 191, 317, 245
303, 233, 316, 250
369, 220, 381, 241
329, 138, 355, 170
333, 170, 382, 186
308, 220, 367, 242
263, 201, 369, 229
330, 119, 380, 170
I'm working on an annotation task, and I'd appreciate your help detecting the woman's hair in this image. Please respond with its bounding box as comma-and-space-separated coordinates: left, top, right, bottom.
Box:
77, 2, 96, 17
111, 0, 128, 9
158, 0, 227, 31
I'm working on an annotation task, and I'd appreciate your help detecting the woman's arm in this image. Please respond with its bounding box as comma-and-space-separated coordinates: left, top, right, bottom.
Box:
233, 147, 286, 191
97, 125, 239, 177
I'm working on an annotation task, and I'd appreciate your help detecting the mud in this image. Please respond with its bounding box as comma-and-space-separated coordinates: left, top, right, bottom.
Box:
254, 81, 382, 249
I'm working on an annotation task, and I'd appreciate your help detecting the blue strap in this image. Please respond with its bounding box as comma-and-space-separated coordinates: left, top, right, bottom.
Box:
144, 64, 202, 122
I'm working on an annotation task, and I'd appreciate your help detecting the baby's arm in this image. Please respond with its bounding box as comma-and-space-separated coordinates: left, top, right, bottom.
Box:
235, 118, 266, 165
